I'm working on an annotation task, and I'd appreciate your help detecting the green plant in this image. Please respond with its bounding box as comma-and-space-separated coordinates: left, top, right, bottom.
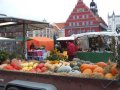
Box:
0, 51, 9, 64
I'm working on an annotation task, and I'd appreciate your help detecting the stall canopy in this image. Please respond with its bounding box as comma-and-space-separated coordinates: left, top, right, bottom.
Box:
27, 37, 54, 51
57, 36, 75, 41
72, 31, 120, 38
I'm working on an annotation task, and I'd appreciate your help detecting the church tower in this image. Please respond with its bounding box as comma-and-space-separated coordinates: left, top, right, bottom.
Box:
90, 0, 98, 15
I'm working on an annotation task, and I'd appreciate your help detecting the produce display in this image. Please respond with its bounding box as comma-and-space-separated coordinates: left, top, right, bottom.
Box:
0, 58, 119, 80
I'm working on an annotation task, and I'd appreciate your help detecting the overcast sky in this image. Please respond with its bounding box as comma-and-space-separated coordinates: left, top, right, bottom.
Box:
0, 0, 120, 24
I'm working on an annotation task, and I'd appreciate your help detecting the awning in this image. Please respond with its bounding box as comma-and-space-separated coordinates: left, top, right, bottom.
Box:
57, 36, 75, 41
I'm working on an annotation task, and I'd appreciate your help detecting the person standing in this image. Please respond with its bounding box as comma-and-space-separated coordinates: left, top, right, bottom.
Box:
67, 41, 76, 61
30, 43, 35, 50
55, 42, 63, 53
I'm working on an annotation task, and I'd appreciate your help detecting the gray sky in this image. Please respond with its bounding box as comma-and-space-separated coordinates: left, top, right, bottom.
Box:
0, 0, 120, 24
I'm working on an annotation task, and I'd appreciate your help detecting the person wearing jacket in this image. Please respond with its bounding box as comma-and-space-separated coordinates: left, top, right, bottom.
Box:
67, 41, 76, 61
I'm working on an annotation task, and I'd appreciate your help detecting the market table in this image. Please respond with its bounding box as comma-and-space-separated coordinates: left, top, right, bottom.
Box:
75, 51, 114, 63
27, 50, 46, 60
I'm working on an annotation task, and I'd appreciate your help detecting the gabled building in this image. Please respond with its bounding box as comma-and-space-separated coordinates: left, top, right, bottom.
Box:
65, 0, 108, 36
108, 11, 120, 32
52, 23, 65, 38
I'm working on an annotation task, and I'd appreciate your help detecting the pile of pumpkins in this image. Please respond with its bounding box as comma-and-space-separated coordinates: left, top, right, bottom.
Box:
0, 58, 119, 80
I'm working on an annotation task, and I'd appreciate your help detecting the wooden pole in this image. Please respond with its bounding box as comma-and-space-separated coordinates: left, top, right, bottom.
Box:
23, 24, 27, 60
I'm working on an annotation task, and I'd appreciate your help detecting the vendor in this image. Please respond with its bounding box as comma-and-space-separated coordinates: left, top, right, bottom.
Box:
91, 44, 97, 51
30, 43, 35, 50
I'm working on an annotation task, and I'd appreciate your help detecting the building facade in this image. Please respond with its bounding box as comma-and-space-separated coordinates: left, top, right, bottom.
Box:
27, 26, 54, 39
108, 12, 120, 32
52, 23, 65, 38
65, 0, 107, 36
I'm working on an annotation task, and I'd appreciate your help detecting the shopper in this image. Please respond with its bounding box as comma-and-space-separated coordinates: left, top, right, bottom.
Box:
67, 41, 76, 61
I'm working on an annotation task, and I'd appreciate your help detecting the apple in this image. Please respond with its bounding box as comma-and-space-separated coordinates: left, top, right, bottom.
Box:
37, 63, 45, 69
41, 67, 48, 72
36, 68, 42, 73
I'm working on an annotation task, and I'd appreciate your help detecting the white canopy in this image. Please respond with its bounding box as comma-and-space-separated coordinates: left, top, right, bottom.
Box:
57, 31, 120, 41
72, 31, 120, 38
0, 37, 14, 40
57, 36, 75, 41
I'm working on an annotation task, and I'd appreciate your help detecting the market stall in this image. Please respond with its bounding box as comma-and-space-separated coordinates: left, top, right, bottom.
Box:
27, 37, 54, 51
76, 51, 113, 63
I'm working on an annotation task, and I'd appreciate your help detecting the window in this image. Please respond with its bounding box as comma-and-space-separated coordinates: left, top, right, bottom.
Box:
81, 30, 85, 33
69, 22, 72, 26
77, 16, 79, 19
82, 15, 85, 19
77, 8, 84, 12
77, 22, 79, 26
78, 30, 81, 34
86, 15, 89, 18
73, 16, 76, 19
90, 21, 93, 25
86, 21, 89, 26
73, 22, 76, 26
71, 30, 74, 34
92, 29, 95, 32
82, 22, 85, 26
87, 30, 90, 32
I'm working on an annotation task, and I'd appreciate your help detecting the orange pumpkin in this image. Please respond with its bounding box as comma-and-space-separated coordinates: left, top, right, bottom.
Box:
105, 73, 113, 79
80, 64, 91, 72
89, 65, 98, 71
96, 62, 107, 68
111, 64, 118, 76
82, 68, 92, 74
92, 72, 104, 78
93, 67, 104, 73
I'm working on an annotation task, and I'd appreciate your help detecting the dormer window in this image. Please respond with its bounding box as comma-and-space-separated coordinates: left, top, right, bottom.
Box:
77, 8, 84, 12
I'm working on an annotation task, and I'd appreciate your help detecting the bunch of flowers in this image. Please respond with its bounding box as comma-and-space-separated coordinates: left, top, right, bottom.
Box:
47, 49, 67, 61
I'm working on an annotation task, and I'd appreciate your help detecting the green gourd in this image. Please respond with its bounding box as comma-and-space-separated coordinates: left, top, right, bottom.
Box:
57, 66, 72, 73
72, 66, 80, 70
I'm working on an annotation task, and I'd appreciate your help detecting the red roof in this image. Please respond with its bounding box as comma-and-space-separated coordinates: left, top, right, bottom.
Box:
52, 23, 65, 30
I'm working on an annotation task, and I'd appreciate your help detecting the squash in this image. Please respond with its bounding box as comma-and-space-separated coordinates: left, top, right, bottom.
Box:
96, 62, 107, 68
93, 67, 104, 74
89, 65, 98, 71
111, 64, 118, 76
69, 70, 81, 74
70, 61, 77, 67
72, 66, 80, 71
57, 66, 72, 73
80, 64, 90, 72
92, 72, 104, 79
82, 68, 92, 74
105, 73, 113, 80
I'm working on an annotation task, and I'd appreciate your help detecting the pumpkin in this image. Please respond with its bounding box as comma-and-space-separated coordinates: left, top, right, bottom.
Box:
89, 65, 98, 71
92, 72, 104, 78
93, 67, 104, 73
80, 64, 91, 72
82, 68, 92, 74
96, 62, 107, 68
105, 73, 113, 79
111, 64, 118, 76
